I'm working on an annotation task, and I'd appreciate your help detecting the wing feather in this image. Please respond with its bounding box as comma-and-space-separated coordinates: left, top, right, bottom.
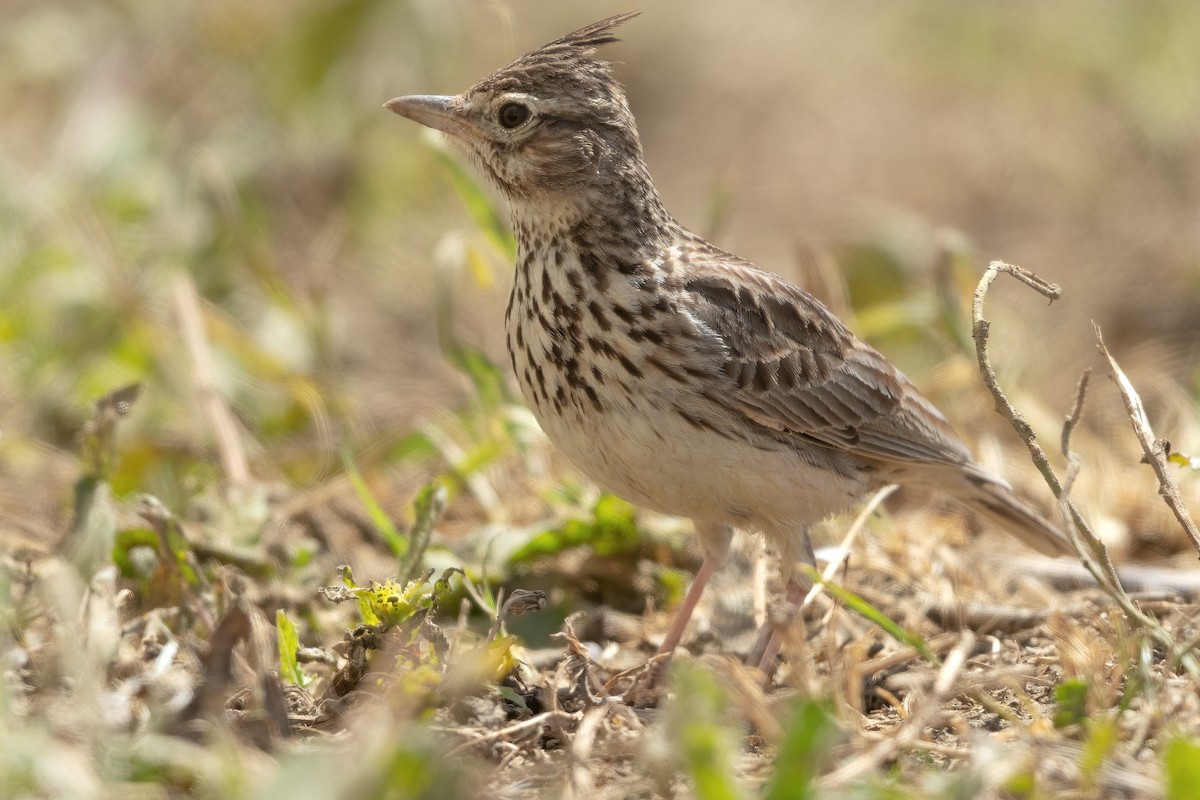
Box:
683, 255, 975, 469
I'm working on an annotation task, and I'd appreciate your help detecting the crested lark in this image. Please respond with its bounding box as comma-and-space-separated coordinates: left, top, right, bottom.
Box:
386, 13, 1071, 669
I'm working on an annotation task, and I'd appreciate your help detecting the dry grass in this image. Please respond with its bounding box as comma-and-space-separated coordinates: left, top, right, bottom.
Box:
3, 2, 1200, 798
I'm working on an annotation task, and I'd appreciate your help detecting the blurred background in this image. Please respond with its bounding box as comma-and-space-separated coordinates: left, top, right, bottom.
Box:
5, 5, 1200, 795
2, 0, 1199, 563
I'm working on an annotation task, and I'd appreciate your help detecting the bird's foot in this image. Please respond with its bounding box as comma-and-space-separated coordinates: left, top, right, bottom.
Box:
745, 577, 808, 680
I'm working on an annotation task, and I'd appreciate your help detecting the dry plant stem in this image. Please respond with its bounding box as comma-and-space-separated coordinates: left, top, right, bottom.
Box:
971, 261, 1066, 496
855, 632, 963, 678
1061, 369, 1091, 460
972, 261, 1198, 675
1095, 325, 1200, 559
420, 422, 505, 523
444, 709, 579, 757
750, 484, 898, 674
171, 272, 250, 487
802, 484, 897, 614
485, 588, 507, 642
569, 706, 608, 797
973, 262, 1111, 574
923, 600, 1049, 633
822, 631, 976, 787
998, 554, 1200, 596
753, 545, 769, 629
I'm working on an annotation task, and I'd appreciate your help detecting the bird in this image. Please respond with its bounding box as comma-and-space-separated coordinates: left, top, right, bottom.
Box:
385, 12, 1072, 671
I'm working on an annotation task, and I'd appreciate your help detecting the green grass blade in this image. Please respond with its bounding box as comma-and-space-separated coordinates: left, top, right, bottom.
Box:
342, 448, 408, 559
802, 565, 940, 665
764, 699, 839, 800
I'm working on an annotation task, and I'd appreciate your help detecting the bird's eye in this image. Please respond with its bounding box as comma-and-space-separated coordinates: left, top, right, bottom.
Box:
498, 103, 531, 129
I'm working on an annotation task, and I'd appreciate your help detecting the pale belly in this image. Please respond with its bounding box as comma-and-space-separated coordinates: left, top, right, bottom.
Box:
527, 391, 873, 538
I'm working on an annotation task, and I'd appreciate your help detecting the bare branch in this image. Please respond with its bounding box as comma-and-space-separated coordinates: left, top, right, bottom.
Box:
970, 261, 1064, 495
1061, 369, 1091, 459
1095, 325, 1200, 560
971, 261, 1197, 675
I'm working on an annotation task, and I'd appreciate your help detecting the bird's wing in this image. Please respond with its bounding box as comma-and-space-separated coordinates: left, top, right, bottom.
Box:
682, 258, 977, 470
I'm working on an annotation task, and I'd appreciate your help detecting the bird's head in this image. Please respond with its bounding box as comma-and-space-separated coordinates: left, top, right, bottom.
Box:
385, 13, 648, 216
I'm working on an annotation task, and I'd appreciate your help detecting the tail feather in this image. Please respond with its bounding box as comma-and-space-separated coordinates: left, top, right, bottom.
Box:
954, 475, 1073, 557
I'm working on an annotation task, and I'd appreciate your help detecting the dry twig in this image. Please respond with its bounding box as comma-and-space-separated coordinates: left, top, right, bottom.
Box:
444, 710, 580, 757
1095, 325, 1200, 559
1060, 369, 1090, 460
971, 260, 1198, 675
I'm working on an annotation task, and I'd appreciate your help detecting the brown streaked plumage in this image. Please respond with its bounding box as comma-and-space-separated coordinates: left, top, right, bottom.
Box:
385, 13, 1071, 670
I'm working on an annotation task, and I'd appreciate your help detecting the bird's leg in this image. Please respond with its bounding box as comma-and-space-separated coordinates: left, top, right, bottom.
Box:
745, 607, 775, 667
655, 552, 719, 657
746, 529, 816, 675
655, 522, 732, 658
752, 578, 808, 674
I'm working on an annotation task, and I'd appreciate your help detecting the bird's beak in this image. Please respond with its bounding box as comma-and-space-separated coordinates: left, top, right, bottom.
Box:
384, 94, 476, 139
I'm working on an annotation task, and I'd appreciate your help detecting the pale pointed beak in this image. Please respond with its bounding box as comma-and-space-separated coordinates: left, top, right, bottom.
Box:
384, 94, 476, 139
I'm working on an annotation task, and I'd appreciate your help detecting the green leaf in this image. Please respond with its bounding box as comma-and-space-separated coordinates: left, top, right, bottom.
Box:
388, 431, 438, 464
837, 242, 913, 313
764, 700, 839, 800
1053, 678, 1089, 728
495, 685, 529, 714
425, 567, 464, 611
277, 0, 381, 98
276, 609, 309, 687
1168, 451, 1200, 471
509, 494, 641, 565
656, 567, 690, 610
111, 528, 161, 578
340, 564, 362, 590
442, 341, 510, 411
667, 663, 744, 800
1079, 717, 1118, 786
69, 476, 117, 573
340, 567, 439, 631
400, 483, 446, 581
1165, 738, 1200, 799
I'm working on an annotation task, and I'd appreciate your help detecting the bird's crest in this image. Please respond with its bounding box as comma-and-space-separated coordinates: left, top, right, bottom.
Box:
537, 11, 639, 58
470, 12, 639, 99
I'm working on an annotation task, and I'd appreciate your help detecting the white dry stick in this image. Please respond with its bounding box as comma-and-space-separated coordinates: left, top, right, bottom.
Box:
445, 709, 579, 757
1095, 325, 1200, 560
822, 630, 976, 787
569, 706, 609, 798
801, 484, 898, 613
753, 543, 769, 630
171, 272, 250, 487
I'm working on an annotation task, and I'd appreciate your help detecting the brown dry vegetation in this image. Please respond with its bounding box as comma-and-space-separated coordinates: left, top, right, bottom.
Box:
2, 1, 1200, 798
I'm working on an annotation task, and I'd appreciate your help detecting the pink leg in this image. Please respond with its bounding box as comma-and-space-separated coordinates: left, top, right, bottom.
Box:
656, 552, 720, 657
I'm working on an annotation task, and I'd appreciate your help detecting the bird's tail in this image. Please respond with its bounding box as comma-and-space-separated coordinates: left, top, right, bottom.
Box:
950, 473, 1074, 557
